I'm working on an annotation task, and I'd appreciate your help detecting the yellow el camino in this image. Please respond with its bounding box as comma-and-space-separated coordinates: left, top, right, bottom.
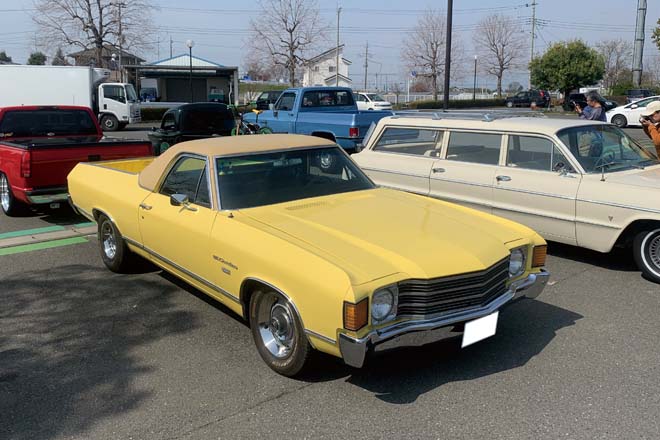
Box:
68, 134, 549, 376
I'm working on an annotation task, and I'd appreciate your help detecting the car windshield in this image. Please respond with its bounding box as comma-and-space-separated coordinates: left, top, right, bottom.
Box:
557, 124, 658, 173
0, 109, 98, 137
367, 94, 386, 101
216, 146, 375, 210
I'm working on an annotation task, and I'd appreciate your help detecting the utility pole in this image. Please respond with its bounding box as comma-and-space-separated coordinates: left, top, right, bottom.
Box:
632, 0, 647, 87
169, 36, 173, 58
529, 1, 537, 89
363, 42, 368, 90
443, 0, 453, 110
116, 1, 125, 82
336, 5, 341, 86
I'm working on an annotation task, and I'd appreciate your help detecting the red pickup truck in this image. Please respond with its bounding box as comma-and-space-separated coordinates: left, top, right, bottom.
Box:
0, 105, 152, 216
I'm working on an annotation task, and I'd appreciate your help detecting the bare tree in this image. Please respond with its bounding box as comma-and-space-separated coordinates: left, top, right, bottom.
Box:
401, 9, 463, 101
473, 14, 523, 98
243, 50, 287, 82
596, 39, 633, 90
32, 0, 154, 68
249, 0, 325, 86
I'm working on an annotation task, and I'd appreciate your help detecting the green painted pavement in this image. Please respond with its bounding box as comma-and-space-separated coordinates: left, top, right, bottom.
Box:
0, 237, 88, 256
0, 225, 66, 240
73, 222, 96, 228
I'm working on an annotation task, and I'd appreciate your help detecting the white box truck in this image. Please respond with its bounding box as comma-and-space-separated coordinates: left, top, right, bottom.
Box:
0, 65, 141, 131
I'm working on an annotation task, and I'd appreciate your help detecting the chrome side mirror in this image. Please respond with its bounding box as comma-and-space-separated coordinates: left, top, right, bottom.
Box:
553, 161, 566, 173
170, 193, 198, 211
268, 103, 275, 110
170, 193, 189, 206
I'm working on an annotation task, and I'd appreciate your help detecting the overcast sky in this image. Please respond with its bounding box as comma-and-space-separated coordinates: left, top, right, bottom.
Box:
1, 0, 659, 90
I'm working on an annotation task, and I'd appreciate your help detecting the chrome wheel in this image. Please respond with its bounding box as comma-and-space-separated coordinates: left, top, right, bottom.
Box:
101, 220, 117, 260
0, 174, 9, 213
634, 228, 660, 283
256, 293, 295, 359
644, 230, 660, 270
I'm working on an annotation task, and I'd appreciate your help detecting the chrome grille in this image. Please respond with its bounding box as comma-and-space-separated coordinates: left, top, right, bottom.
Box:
397, 257, 509, 318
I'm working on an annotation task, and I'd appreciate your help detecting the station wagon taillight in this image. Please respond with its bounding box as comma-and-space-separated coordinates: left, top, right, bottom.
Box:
20, 152, 31, 178
349, 127, 359, 138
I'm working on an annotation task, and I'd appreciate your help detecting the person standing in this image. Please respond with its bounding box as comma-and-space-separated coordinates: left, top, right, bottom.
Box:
575, 91, 606, 122
639, 100, 660, 157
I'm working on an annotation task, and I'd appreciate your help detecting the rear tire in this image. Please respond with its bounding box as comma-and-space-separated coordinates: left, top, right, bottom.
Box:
633, 228, 660, 284
249, 290, 311, 377
101, 115, 120, 132
258, 126, 273, 134
97, 214, 134, 273
611, 114, 627, 128
506, 101, 513, 108
0, 172, 25, 216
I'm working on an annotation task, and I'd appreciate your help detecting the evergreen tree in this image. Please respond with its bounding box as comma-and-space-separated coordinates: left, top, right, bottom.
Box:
28, 51, 47, 65
51, 47, 69, 66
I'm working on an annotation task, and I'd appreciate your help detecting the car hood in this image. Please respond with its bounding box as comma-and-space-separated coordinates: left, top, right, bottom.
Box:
240, 188, 529, 285
605, 165, 660, 189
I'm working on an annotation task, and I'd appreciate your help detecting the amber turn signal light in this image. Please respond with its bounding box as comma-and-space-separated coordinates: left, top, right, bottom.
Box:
344, 298, 368, 331
532, 245, 547, 267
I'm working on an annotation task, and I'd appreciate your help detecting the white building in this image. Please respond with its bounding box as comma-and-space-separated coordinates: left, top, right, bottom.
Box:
303, 45, 352, 88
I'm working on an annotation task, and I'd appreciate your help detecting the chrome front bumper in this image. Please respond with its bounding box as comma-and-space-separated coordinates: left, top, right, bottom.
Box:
339, 269, 549, 368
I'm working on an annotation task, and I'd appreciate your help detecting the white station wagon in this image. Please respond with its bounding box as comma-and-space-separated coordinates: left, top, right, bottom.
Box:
353, 113, 660, 283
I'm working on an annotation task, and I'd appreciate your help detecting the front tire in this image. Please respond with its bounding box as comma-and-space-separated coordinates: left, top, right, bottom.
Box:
97, 214, 134, 273
611, 114, 627, 128
249, 290, 311, 377
506, 101, 513, 108
0, 172, 25, 216
633, 229, 660, 283
101, 115, 120, 132
258, 126, 273, 134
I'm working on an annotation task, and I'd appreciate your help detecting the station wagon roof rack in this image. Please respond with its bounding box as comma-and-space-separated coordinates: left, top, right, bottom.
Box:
390, 110, 547, 122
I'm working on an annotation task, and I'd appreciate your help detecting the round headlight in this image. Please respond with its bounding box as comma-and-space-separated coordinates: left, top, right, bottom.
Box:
372, 288, 395, 321
509, 248, 526, 277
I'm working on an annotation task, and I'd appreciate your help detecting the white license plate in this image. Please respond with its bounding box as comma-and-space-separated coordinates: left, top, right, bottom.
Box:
49, 203, 60, 209
461, 311, 498, 348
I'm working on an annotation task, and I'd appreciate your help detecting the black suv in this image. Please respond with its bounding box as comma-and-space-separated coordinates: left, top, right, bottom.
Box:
255, 90, 283, 110
504, 90, 550, 108
625, 89, 653, 104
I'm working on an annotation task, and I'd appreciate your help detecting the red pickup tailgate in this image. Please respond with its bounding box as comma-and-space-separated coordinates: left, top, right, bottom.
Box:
14, 137, 152, 190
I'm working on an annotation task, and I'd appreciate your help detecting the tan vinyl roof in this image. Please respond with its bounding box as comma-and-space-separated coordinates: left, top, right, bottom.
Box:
139, 134, 334, 191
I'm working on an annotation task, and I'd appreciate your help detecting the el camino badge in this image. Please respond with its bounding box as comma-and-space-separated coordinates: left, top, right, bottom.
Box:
213, 255, 238, 274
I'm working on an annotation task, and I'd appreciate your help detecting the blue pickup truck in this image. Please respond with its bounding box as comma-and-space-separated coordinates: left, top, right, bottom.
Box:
243, 87, 393, 153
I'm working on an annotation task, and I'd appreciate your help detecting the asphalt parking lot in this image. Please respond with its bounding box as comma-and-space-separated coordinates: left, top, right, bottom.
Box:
1, 119, 659, 439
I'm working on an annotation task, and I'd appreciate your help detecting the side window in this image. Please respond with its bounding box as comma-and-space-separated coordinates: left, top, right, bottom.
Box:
161, 113, 176, 130
102, 85, 126, 103
276, 92, 296, 111
373, 127, 443, 156
507, 135, 569, 171
160, 156, 209, 206
446, 132, 502, 165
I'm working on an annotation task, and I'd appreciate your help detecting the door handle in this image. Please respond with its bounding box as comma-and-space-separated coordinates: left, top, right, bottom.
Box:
139, 203, 152, 210
432, 167, 445, 173
496, 175, 511, 182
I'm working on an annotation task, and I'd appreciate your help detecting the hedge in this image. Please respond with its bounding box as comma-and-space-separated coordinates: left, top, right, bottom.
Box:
407, 99, 507, 109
